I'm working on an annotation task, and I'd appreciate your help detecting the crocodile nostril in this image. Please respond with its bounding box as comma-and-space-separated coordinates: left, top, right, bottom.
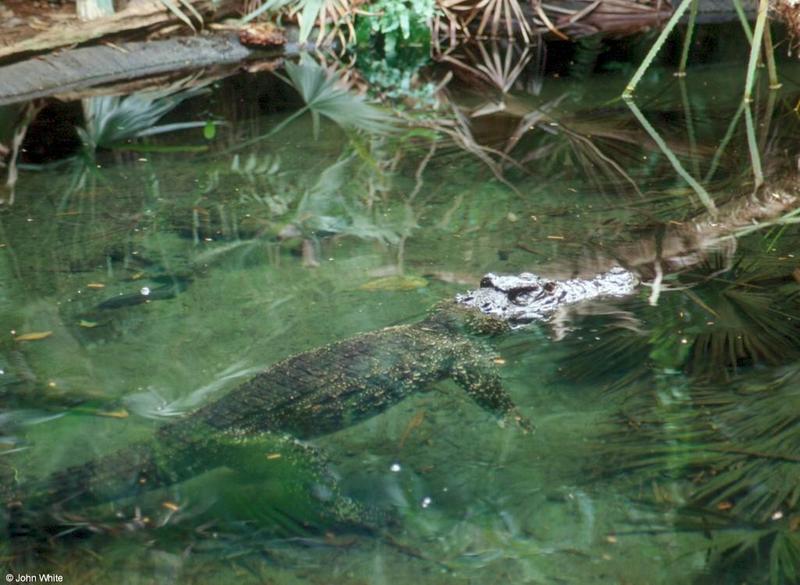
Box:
479, 276, 493, 288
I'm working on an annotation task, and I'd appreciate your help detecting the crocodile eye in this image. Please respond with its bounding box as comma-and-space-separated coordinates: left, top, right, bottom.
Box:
479, 276, 493, 288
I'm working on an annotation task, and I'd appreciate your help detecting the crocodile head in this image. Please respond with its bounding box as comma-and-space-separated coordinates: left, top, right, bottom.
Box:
455, 267, 638, 327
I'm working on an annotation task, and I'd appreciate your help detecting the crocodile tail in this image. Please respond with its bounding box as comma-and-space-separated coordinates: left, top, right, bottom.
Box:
1, 442, 147, 541
3, 430, 211, 540
22, 442, 174, 511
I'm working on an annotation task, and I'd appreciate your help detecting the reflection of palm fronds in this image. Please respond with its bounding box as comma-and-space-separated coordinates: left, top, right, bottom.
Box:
78, 80, 210, 151
435, 0, 533, 42
547, 124, 644, 196
503, 106, 644, 196
560, 254, 800, 388
556, 305, 652, 385
683, 371, 800, 522
601, 364, 800, 584
589, 251, 800, 583
413, 102, 523, 192
437, 40, 536, 96
226, 56, 396, 148
683, 258, 800, 380
282, 58, 395, 135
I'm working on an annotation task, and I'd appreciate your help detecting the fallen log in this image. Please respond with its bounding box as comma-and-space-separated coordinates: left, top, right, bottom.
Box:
0, 0, 239, 63
0, 33, 298, 106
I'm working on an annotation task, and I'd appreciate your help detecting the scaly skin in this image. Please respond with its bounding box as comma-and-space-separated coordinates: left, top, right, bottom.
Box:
5, 302, 528, 530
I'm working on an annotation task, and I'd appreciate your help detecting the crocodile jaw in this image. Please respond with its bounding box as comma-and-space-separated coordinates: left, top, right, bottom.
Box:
456, 267, 639, 327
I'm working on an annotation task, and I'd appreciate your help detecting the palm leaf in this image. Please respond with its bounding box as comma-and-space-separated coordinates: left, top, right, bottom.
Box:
158, 0, 199, 31
241, 0, 297, 24
282, 59, 396, 135
79, 84, 209, 150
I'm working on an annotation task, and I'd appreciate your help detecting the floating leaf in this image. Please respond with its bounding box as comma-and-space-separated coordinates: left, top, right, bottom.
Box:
94, 409, 129, 419
79, 320, 100, 328
203, 120, 217, 140
15, 331, 53, 341
358, 275, 428, 291
86, 283, 106, 289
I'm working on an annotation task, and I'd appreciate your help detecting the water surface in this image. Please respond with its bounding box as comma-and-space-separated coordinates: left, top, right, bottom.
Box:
2, 42, 800, 584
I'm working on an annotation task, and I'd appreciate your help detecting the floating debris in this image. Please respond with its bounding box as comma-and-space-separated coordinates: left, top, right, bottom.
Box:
399, 411, 426, 448
94, 409, 129, 419
359, 275, 428, 291
238, 22, 286, 48
14, 331, 53, 341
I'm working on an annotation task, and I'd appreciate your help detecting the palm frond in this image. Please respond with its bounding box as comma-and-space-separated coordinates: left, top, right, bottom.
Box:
158, 0, 203, 31
282, 58, 396, 135
78, 83, 210, 151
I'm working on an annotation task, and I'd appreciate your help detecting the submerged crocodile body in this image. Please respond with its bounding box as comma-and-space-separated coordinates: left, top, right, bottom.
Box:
3, 266, 636, 536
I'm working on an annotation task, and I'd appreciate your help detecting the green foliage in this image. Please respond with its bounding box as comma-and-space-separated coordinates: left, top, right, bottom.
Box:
352, 1, 438, 108
202, 120, 216, 140
356, 45, 438, 108
356, 0, 437, 57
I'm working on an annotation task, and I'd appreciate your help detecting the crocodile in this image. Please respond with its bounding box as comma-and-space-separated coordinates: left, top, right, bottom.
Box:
2, 265, 643, 539
4, 181, 799, 538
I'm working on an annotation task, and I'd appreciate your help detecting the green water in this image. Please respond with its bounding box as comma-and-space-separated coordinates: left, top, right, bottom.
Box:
2, 49, 800, 584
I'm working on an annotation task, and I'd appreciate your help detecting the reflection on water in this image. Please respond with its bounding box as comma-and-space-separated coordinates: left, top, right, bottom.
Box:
1, 37, 800, 584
